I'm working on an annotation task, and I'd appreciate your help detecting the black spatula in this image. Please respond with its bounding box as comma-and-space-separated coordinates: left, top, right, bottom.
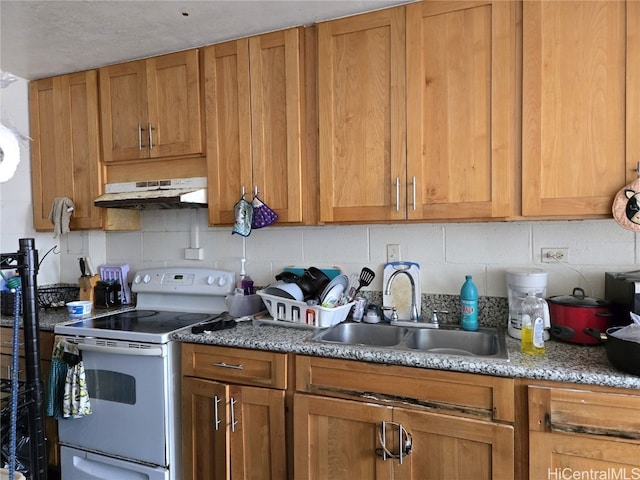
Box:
353, 267, 375, 296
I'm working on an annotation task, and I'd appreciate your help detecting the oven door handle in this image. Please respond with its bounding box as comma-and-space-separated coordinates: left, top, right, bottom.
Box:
62, 339, 166, 357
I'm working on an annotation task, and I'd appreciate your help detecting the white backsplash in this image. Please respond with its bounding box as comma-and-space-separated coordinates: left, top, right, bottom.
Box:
1, 75, 638, 297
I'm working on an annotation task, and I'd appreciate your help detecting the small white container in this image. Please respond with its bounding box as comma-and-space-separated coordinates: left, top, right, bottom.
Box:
66, 300, 92, 318
226, 294, 263, 317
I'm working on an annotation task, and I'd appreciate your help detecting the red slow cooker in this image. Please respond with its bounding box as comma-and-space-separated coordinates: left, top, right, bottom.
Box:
548, 288, 617, 345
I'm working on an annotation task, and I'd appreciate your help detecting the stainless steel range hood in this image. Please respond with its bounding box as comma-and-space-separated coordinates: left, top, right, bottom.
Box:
94, 177, 207, 209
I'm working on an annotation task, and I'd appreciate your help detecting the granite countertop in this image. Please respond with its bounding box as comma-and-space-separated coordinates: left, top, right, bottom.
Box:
3, 308, 639, 390
174, 320, 640, 390
0, 305, 136, 331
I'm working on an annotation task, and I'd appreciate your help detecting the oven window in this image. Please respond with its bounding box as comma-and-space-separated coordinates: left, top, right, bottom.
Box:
85, 369, 136, 405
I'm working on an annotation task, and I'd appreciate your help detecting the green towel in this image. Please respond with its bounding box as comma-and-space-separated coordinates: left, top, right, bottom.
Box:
46, 357, 68, 420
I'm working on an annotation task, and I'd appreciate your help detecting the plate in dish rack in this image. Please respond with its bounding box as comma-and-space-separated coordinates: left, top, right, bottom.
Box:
319, 274, 349, 307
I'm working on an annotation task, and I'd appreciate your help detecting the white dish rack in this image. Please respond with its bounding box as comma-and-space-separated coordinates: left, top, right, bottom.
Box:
257, 291, 354, 328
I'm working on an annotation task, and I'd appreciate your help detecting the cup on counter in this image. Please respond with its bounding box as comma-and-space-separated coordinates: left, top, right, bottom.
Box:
66, 300, 92, 318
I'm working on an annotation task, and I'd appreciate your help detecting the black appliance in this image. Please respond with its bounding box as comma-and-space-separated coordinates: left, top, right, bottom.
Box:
605, 271, 640, 321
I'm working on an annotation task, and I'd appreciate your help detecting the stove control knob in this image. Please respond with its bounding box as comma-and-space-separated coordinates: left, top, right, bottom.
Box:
142, 274, 152, 284
133, 274, 142, 284
206, 275, 215, 285
216, 276, 228, 287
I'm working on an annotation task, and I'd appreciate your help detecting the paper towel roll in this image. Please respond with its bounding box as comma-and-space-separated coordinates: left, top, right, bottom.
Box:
0, 123, 20, 183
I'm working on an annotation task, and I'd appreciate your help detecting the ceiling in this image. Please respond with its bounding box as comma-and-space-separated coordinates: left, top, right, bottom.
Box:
0, 0, 410, 81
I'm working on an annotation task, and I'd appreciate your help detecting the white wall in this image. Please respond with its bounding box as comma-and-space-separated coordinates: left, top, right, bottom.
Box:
105, 209, 637, 299
1, 75, 638, 298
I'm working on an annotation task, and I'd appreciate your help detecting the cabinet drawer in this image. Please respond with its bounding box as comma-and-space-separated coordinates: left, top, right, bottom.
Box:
296, 356, 515, 422
182, 344, 287, 389
528, 385, 640, 440
0, 328, 54, 361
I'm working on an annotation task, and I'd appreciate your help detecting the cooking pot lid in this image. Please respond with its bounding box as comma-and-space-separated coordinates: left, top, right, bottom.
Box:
548, 287, 610, 307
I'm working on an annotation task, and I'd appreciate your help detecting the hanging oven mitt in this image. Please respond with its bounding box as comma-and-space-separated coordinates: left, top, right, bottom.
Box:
232, 194, 254, 237
612, 177, 640, 232
251, 194, 278, 229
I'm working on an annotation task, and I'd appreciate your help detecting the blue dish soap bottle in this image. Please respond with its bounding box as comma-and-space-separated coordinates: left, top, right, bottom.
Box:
460, 275, 479, 331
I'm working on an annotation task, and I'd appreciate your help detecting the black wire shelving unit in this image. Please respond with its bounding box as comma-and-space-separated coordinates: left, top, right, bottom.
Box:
1, 238, 48, 480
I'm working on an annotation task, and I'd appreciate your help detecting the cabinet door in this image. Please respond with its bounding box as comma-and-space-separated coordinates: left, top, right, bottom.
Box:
146, 49, 203, 159
528, 385, 640, 477
249, 28, 303, 223
393, 408, 514, 480
99, 60, 148, 162
30, 71, 104, 231
406, 1, 516, 221
182, 377, 229, 480
205, 39, 253, 225
522, 0, 640, 217
229, 385, 287, 480
318, 7, 407, 223
293, 394, 394, 480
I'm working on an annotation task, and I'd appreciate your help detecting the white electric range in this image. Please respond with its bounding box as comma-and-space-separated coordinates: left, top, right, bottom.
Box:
54, 267, 236, 480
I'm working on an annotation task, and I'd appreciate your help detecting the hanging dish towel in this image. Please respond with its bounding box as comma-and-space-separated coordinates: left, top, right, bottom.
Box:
232, 195, 254, 237
251, 194, 278, 229
46, 339, 91, 419
48, 197, 75, 238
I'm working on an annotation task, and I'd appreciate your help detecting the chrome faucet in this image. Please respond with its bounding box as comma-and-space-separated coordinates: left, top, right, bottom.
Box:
384, 269, 419, 321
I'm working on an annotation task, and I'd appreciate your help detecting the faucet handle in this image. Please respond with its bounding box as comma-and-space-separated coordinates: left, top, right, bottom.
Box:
431, 310, 449, 325
382, 306, 398, 322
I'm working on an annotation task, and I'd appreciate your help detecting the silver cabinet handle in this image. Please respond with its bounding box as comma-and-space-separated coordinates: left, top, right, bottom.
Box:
412, 176, 416, 212
230, 398, 238, 433
213, 396, 221, 431
398, 424, 412, 465
148, 123, 154, 150
138, 124, 143, 150
212, 361, 244, 370
381, 420, 387, 461
395, 177, 400, 212
398, 423, 405, 465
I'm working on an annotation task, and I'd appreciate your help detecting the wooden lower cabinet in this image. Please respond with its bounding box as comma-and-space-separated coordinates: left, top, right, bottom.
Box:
294, 356, 515, 480
0, 328, 58, 468
294, 393, 514, 480
181, 344, 288, 480
528, 385, 640, 477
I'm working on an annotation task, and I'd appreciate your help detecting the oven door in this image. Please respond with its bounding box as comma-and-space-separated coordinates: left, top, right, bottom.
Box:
61, 445, 169, 480
57, 338, 174, 467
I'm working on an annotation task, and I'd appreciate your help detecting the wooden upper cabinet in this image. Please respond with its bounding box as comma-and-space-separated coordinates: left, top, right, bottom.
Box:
99, 49, 203, 163
318, 7, 407, 223
406, 0, 517, 220
30, 70, 104, 231
205, 28, 304, 226
318, 1, 517, 223
522, 0, 640, 217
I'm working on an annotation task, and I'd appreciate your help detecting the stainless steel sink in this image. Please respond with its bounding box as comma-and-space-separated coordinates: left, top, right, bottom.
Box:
404, 328, 503, 356
311, 322, 508, 360
316, 322, 408, 347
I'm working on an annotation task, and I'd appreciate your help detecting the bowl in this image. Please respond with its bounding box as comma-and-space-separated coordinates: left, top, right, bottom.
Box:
66, 300, 92, 318
263, 282, 304, 302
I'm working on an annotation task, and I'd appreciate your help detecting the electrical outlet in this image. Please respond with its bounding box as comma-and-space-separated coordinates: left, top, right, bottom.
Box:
541, 248, 568, 263
185, 248, 203, 260
387, 244, 400, 263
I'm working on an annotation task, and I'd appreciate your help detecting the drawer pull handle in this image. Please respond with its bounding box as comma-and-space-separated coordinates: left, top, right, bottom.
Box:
212, 362, 244, 370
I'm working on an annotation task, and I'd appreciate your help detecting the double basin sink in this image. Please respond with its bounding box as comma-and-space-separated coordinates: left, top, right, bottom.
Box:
311, 321, 509, 360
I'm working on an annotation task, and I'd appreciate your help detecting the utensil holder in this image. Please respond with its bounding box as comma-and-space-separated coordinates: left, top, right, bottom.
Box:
99, 264, 132, 304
